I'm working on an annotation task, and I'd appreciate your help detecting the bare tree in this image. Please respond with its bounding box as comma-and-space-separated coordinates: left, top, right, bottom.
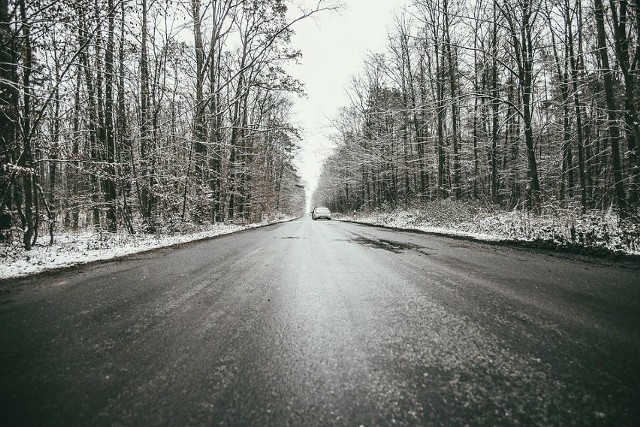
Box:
594, 0, 627, 216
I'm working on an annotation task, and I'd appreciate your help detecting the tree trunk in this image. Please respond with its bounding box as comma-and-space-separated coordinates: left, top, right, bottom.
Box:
491, 5, 500, 203
19, 0, 34, 249
548, 9, 573, 203
520, 0, 541, 210
0, 0, 18, 214
104, 0, 117, 232
118, 0, 134, 233
594, 0, 627, 216
139, 0, 155, 230
191, 0, 208, 222
609, 0, 639, 209
567, 0, 587, 211
444, 0, 461, 199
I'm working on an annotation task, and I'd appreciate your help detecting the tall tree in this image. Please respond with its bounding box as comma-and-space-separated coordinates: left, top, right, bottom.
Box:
0, 0, 18, 219
594, 0, 627, 216
499, 0, 542, 210
104, 0, 117, 231
608, 0, 640, 206
18, 0, 35, 249
443, 0, 461, 199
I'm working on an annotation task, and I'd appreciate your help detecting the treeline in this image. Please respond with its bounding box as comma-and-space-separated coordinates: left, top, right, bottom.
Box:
315, 0, 640, 221
1, 0, 327, 249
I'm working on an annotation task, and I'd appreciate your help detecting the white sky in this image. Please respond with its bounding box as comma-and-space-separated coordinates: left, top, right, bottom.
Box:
287, 0, 408, 198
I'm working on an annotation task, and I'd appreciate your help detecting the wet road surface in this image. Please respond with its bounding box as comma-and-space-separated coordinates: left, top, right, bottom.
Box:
1, 217, 639, 425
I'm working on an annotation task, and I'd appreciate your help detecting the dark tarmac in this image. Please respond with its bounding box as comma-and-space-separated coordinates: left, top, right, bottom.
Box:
1, 217, 639, 425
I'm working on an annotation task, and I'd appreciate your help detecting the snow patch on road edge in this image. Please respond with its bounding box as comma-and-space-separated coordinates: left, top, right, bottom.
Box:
0, 217, 296, 280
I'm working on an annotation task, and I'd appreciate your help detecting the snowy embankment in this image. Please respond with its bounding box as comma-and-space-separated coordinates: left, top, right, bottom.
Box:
0, 216, 296, 280
336, 200, 640, 258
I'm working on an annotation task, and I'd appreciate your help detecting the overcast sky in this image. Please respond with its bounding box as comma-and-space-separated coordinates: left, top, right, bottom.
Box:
287, 0, 408, 197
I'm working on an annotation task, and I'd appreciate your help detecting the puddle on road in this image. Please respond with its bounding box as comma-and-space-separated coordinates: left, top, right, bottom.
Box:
350, 236, 430, 255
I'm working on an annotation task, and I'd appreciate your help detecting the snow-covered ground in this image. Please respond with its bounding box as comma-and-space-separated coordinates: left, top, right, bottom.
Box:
1, 217, 295, 280
336, 201, 640, 257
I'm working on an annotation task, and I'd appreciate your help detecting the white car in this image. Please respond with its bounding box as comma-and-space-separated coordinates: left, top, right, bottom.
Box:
312, 207, 332, 220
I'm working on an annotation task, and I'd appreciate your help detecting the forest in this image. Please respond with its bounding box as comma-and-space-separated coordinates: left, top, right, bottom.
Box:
314, 0, 640, 238
2, 0, 640, 256
1, 0, 331, 250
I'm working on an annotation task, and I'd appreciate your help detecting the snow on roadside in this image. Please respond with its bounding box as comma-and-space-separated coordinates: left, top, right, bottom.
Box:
1, 217, 295, 280
336, 203, 640, 256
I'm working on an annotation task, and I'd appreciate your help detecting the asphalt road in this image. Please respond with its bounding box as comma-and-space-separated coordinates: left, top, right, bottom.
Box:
1, 217, 639, 426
